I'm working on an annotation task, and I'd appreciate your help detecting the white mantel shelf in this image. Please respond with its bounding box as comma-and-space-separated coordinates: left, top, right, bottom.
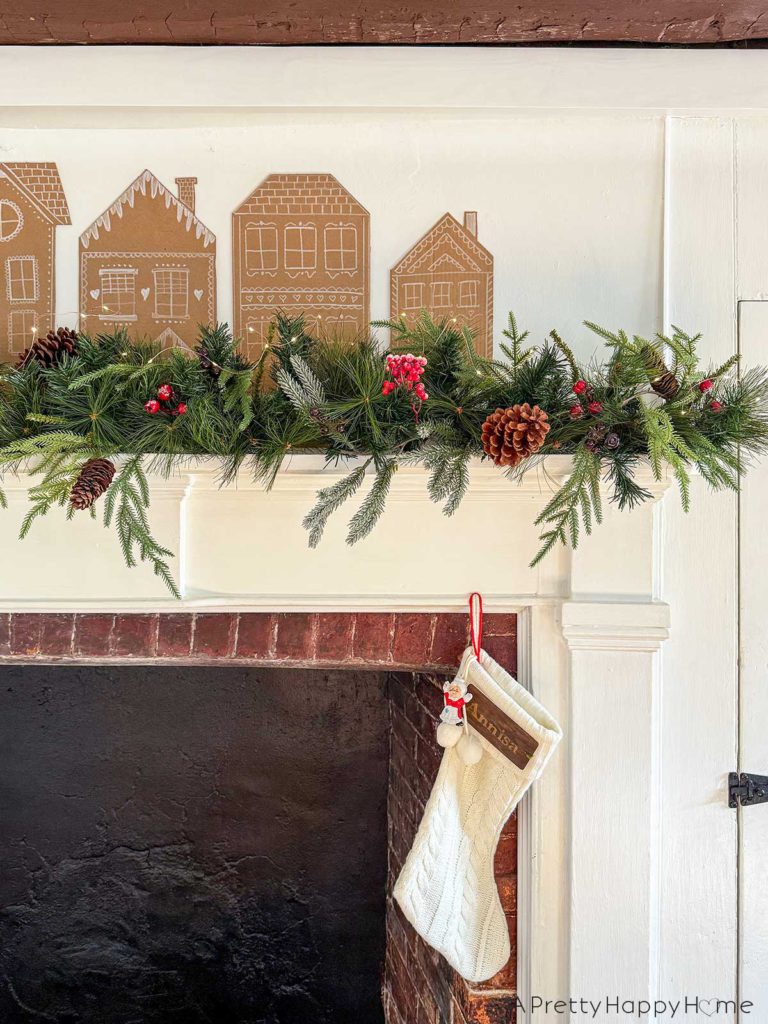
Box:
0, 455, 671, 615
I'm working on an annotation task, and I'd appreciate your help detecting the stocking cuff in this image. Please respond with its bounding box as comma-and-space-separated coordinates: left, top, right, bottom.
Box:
458, 645, 563, 783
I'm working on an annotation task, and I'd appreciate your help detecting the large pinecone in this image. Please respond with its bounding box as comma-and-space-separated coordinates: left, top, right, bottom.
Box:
16, 327, 79, 369
70, 458, 116, 511
642, 344, 679, 400
481, 403, 551, 467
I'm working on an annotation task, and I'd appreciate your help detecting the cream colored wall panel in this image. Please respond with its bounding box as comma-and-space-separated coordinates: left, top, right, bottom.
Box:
661, 115, 738, 1006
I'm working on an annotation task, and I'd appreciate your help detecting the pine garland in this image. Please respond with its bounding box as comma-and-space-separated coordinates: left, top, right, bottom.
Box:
1, 314, 767, 597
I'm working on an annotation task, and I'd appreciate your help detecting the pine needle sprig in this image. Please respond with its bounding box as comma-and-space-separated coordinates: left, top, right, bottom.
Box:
303, 461, 370, 547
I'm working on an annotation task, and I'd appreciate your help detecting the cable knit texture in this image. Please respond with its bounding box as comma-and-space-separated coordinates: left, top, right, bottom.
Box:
393, 646, 562, 982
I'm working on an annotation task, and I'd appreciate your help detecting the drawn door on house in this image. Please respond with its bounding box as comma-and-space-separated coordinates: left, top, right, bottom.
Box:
736, 301, 768, 1020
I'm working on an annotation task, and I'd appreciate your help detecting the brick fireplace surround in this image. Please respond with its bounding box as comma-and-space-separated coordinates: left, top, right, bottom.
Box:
0, 609, 518, 1024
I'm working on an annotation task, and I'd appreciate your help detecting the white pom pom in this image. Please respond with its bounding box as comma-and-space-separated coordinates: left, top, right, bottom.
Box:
437, 722, 462, 748
457, 731, 483, 765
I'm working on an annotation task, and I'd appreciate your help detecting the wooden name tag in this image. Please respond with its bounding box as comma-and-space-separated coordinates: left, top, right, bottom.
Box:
466, 688, 539, 769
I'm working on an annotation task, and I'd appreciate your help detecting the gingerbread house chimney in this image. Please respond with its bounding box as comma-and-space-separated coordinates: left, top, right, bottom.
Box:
175, 177, 197, 212
463, 210, 478, 237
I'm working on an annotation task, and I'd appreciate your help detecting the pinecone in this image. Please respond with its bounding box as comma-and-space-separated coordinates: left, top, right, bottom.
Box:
642, 344, 679, 400
585, 424, 609, 453
196, 345, 221, 380
69, 458, 116, 511
481, 404, 551, 467
16, 327, 79, 370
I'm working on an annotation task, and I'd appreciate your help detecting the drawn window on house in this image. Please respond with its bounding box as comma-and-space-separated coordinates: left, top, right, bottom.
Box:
8, 310, 36, 348
459, 280, 478, 307
431, 281, 451, 307
99, 268, 137, 320
403, 283, 423, 309
245, 224, 278, 272
284, 225, 316, 271
153, 269, 189, 319
324, 225, 357, 272
0, 200, 23, 242
6, 257, 37, 302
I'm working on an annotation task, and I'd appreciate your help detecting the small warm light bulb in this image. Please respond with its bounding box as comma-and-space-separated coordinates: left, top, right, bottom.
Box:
291, 336, 297, 342
248, 327, 255, 332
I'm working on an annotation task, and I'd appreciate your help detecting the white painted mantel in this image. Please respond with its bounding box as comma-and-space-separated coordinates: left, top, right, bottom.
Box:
0, 455, 672, 1017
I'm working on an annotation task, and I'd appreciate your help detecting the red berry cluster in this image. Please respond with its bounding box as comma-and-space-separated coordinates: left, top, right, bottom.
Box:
698, 378, 723, 412
569, 379, 602, 419
383, 353, 429, 402
144, 384, 187, 417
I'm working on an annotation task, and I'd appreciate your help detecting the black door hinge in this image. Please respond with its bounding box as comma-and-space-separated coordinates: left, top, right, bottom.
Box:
729, 772, 768, 807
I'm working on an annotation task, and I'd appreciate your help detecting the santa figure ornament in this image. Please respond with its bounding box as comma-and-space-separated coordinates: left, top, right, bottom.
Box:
394, 593, 562, 983
437, 676, 483, 764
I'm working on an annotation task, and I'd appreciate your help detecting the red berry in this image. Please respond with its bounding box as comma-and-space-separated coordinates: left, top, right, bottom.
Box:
588, 401, 603, 415
573, 380, 587, 395
157, 383, 173, 401
699, 378, 713, 392
710, 400, 723, 412
569, 405, 583, 419
176, 402, 187, 415
144, 399, 160, 415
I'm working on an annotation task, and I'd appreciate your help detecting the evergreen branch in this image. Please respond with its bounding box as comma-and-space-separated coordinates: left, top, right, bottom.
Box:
549, 330, 580, 381
347, 461, 397, 545
302, 462, 370, 548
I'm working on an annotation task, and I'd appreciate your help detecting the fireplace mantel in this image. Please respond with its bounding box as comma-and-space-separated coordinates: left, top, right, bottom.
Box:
0, 454, 672, 1019
0, 455, 670, 611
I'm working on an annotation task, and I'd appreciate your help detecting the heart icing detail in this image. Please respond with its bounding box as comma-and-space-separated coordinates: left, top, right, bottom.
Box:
90, 289, 100, 300
141, 288, 150, 300
194, 289, 204, 301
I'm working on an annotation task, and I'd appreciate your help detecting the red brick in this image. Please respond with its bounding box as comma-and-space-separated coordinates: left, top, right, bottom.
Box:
496, 872, 517, 914
315, 613, 354, 662
0, 613, 10, 655
73, 614, 114, 657
10, 614, 42, 656
39, 613, 75, 657
112, 614, 157, 658
352, 613, 393, 663
459, 991, 518, 1024
192, 613, 236, 658
392, 613, 432, 667
235, 613, 273, 659
494, 831, 517, 877
273, 613, 315, 661
476, 945, 517, 991
157, 613, 193, 657
430, 612, 469, 668
484, 613, 517, 637
483, 633, 517, 674
500, 812, 517, 839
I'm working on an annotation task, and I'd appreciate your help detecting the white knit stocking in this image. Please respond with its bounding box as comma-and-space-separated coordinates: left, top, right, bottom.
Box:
394, 645, 562, 983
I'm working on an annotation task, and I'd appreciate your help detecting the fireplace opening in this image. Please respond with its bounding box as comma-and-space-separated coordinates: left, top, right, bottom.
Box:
0, 665, 393, 1024
0, 611, 519, 1024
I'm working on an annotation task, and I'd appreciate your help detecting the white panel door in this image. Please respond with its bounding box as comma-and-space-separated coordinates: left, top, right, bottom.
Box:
736, 301, 768, 1018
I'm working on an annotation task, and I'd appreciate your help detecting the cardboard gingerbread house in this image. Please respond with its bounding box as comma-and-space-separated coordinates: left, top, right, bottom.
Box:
232, 173, 370, 359
0, 163, 71, 359
390, 212, 494, 358
79, 170, 216, 347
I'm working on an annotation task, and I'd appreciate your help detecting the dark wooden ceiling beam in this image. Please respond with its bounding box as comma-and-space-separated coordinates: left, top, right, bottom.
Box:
2, 2, 768, 45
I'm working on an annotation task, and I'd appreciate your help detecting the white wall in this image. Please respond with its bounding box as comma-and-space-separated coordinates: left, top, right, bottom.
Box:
0, 115, 664, 352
